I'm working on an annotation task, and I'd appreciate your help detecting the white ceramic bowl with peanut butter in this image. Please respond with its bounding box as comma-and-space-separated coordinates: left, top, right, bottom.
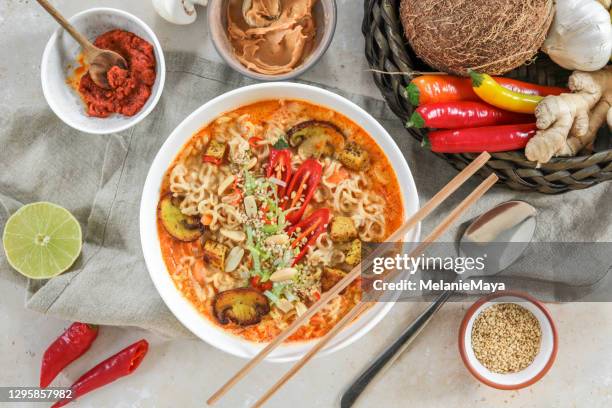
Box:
208, 0, 337, 81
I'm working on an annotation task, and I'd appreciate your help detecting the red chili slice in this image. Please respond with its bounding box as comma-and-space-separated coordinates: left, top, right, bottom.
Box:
202, 156, 221, 165
267, 148, 292, 197
287, 208, 330, 265
250, 275, 273, 292
40, 323, 99, 388
248, 136, 263, 147
283, 158, 322, 225
51, 339, 149, 408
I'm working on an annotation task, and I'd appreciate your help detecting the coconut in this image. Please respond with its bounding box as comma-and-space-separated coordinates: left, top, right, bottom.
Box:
400, 0, 554, 76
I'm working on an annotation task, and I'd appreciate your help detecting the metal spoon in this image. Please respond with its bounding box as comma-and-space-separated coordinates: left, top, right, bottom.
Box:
36, 0, 127, 89
340, 201, 537, 408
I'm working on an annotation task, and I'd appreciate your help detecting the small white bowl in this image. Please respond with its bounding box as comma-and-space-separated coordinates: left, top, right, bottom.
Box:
459, 291, 558, 390
41, 8, 166, 135
139, 82, 420, 362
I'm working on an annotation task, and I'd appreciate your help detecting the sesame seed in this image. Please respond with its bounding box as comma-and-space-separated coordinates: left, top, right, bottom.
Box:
471, 303, 541, 374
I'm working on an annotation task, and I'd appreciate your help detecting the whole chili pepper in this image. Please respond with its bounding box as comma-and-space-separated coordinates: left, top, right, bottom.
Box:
470, 71, 543, 114
283, 158, 322, 225
40, 323, 99, 388
426, 123, 538, 153
407, 75, 566, 106
51, 339, 149, 408
287, 208, 331, 265
407, 101, 533, 130
267, 148, 292, 197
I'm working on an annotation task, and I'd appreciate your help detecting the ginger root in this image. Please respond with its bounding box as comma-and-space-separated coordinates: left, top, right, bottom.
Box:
525, 66, 612, 164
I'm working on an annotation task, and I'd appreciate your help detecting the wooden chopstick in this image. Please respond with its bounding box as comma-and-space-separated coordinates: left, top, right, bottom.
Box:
207, 152, 492, 405
251, 172, 499, 408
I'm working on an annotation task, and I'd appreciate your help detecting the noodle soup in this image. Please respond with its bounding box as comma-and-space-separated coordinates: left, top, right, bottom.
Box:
157, 100, 404, 342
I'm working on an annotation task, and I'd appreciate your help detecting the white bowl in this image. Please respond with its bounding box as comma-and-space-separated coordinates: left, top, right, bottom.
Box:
459, 292, 558, 389
41, 8, 165, 135
139, 83, 420, 362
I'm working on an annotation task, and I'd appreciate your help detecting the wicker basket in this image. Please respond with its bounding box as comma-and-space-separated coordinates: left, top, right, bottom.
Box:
362, 0, 612, 194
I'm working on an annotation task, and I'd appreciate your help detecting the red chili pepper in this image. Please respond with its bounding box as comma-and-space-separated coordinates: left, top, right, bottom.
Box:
287, 208, 330, 265
40, 323, 99, 388
283, 158, 322, 225
407, 101, 533, 130
51, 339, 149, 408
426, 123, 537, 153
202, 156, 221, 165
267, 148, 292, 197
408, 75, 567, 106
250, 276, 273, 292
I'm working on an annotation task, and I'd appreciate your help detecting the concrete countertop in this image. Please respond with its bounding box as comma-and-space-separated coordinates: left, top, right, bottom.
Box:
1, 1, 611, 407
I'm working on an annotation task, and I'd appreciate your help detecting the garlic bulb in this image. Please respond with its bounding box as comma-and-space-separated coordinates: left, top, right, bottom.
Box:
542, 0, 612, 71
152, 0, 208, 25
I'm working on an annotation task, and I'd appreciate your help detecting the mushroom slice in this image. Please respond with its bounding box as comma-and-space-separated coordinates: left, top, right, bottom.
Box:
225, 246, 245, 273
286, 120, 346, 159
242, 0, 282, 28
213, 288, 270, 326
220, 228, 246, 242
158, 195, 202, 242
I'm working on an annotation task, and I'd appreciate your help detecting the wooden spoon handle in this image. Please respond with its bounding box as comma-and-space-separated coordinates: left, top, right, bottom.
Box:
36, 0, 94, 52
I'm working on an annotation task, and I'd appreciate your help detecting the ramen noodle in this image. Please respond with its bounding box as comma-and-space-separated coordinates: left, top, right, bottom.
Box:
157, 100, 404, 342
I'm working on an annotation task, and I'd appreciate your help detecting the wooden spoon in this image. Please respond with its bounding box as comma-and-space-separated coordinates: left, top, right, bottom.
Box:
36, 0, 127, 89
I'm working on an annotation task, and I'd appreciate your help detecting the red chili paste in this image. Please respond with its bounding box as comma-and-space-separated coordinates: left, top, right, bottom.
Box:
78, 30, 156, 118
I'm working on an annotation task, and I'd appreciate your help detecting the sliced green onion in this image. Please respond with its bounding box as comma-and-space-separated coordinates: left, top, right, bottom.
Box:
262, 224, 279, 234
247, 245, 261, 274
264, 290, 280, 305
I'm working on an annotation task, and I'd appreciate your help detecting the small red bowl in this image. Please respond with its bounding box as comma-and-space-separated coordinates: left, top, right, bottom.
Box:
458, 291, 558, 390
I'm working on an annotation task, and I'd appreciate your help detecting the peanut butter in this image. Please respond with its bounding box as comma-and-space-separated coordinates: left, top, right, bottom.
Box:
227, 0, 317, 75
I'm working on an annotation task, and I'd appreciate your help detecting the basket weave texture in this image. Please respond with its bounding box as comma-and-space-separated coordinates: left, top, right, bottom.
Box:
362, 0, 612, 194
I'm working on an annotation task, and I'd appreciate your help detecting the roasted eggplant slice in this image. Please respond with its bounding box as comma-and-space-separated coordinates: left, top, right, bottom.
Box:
213, 288, 271, 326
344, 239, 362, 266
321, 267, 347, 293
338, 142, 369, 171
158, 195, 202, 242
330, 216, 358, 243
203, 240, 229, 272
286, 120, 345, 158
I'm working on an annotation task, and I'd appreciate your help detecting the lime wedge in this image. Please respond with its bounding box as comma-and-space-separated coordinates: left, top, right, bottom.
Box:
2, 202, 82, 279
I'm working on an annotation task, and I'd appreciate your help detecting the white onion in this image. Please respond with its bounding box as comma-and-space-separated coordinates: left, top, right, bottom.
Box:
269, 177, 287, 188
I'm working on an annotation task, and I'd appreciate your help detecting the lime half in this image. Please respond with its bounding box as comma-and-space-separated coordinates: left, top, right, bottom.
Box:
3, 202, 82, 279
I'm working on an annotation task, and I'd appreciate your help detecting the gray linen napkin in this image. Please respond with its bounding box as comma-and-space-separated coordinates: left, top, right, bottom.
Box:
1, 53, 610, 338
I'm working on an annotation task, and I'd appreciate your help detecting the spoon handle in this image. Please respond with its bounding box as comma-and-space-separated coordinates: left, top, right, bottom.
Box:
340, 290, 452, 408
36, 0, 94, 51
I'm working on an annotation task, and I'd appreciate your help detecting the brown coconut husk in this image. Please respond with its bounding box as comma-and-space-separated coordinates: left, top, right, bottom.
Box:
400, 0, 554, 76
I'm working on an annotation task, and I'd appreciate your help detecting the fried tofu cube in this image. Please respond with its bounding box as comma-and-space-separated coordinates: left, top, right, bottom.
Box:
344, 239, 361, 266
203, 240, 229, 271
321, 267, 347, 292
337, 142, 368, 171
205, 140, 226, 162
330, 216, 358, 243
